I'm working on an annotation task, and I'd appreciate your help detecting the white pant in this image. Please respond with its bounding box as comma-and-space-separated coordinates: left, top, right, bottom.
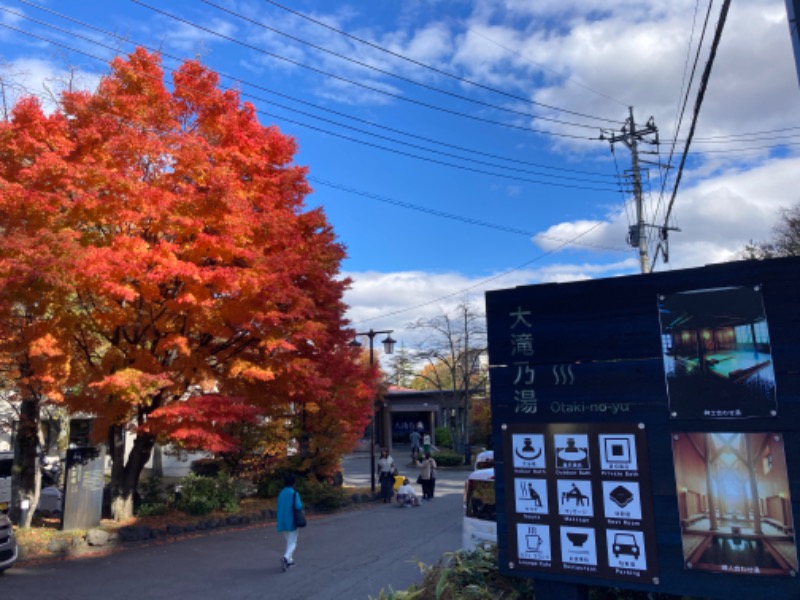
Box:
283, 530, 298, 562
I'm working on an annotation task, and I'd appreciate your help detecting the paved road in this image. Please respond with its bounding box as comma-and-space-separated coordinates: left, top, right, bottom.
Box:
0, 453, 469, 600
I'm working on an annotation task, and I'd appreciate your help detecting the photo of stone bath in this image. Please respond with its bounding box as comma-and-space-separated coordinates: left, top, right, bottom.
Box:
659, 286, 777, 419
672, 432, 797, 576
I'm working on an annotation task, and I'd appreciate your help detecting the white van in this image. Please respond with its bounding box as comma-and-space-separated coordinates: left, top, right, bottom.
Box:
462, 467, 497, 550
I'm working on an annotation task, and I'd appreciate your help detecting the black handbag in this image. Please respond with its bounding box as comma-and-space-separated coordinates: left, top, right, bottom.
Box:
416, 474, 423, 485
293, 491, 307, 528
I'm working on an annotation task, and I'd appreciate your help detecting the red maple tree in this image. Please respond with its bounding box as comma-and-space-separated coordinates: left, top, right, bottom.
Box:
0, 48, 376, 521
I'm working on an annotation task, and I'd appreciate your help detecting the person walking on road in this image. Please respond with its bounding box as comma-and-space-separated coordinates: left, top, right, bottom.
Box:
417, 452, 437, 500
410, 429, 421, 461
377, 448, 396, 503
277, 473, 303, 571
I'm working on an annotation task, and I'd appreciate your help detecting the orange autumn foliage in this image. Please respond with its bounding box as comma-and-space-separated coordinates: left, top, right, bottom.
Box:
0, 48, 376, 515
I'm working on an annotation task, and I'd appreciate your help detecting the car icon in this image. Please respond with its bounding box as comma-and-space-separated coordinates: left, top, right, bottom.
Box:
612, 533, 640, 559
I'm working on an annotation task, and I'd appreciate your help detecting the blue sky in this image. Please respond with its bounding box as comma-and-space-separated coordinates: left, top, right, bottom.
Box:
2, 0, 800, 347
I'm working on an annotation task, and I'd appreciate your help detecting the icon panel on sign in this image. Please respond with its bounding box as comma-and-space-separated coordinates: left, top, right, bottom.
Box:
602, 481, 642, 520
554, 434, 590, 469
557, 479, 593, 517
560, 526, 598, 566
512, 434, 546, 470
599, 434, 638, 471
606, 529, 647, 571
515, 478, 548, 515
517, 524, 551, 562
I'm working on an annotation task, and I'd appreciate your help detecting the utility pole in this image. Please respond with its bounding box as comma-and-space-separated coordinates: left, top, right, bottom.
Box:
601, 107, 658, 274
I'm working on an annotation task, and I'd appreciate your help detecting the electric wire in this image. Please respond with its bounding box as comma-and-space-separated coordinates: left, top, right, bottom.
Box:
656, 0, 704, 232
461, 25, 629, 108
351, 220, 622, 325
652, 0, 732, 272
308, 176, 629, 252
654, 0, 715, 225
0, 11, 619, 187
10, 1, 617, 179
686, 141, 800, 154
13, 3, 795, 157
131, 0, 611, 136
255, 0, 624, 123
692, 126, 800, 141
0, 21, 633, 321
0, 19, 622, 245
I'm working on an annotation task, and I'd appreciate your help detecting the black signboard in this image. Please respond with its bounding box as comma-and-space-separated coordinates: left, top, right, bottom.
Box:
486, 257, 800, 600
503, 422, 659, 584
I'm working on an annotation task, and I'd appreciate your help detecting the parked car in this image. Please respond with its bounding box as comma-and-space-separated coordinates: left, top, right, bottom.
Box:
473, 450, 494, 470
0, 513, 18, 574
463, 467, 497, 550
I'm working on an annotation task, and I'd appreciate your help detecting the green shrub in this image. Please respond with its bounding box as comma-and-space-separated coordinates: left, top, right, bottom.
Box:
177, 473, 241, 516
257, 474, 286, 499
181, 496, 217, 516
139, 476, 167, 506
371, 544, 532, 600
433, 450, 463, 467
435, 426, 452, 448
190, 458, 226, 477
296, 476, 349, 512
371, 545, 682, 600
137, 503, 168, 517
216, 474, 241, 513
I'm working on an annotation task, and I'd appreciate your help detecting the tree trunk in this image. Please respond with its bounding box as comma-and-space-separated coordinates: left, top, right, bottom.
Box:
107, 425, 155, 522
12, 396, 41, 528
152, 443, 163, 478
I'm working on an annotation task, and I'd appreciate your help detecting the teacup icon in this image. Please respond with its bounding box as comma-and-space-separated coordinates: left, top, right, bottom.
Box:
526, 534, 543, 552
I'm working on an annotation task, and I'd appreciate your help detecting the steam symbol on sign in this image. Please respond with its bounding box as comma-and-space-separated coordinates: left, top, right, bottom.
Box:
552, 364, 575, 385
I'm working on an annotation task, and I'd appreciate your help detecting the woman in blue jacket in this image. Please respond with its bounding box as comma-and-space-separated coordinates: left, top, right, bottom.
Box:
276, 473, 303, 571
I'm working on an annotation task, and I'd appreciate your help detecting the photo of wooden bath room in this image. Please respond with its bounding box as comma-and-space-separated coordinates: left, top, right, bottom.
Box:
672, 432, 797, 576
659, 286, 777, 419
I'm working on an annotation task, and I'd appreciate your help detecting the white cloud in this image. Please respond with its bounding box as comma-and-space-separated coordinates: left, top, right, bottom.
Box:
343, 258, 639, 348
530, 155, 800, 272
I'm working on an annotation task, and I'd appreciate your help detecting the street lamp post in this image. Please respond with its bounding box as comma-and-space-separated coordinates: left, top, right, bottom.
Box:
350, 329, 396, 493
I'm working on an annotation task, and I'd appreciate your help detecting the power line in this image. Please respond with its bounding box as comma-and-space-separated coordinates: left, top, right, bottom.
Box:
692, 126, 800, 141
254, 0, 623, 123
0, 9, 621, 191
655, 0, 715, 226
258, 106, 620, 191
653, 0, 732, 271
204, 0, 611, 130
132, 1, 615, 135
462, 26, 629, 108
10, 1, 616, 171
309, 176, 628, 251
0, 20, 621, 257
0, 6, 635, 326
352, 220, 622, 325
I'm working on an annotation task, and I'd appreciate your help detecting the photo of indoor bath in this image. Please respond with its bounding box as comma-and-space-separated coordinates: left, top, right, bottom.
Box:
672, 432, 797, 576
659, 286, 777, 419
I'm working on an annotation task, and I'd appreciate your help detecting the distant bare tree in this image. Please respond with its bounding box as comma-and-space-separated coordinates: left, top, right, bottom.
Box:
740, 202, 800, 259
408, 302, 487, 462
